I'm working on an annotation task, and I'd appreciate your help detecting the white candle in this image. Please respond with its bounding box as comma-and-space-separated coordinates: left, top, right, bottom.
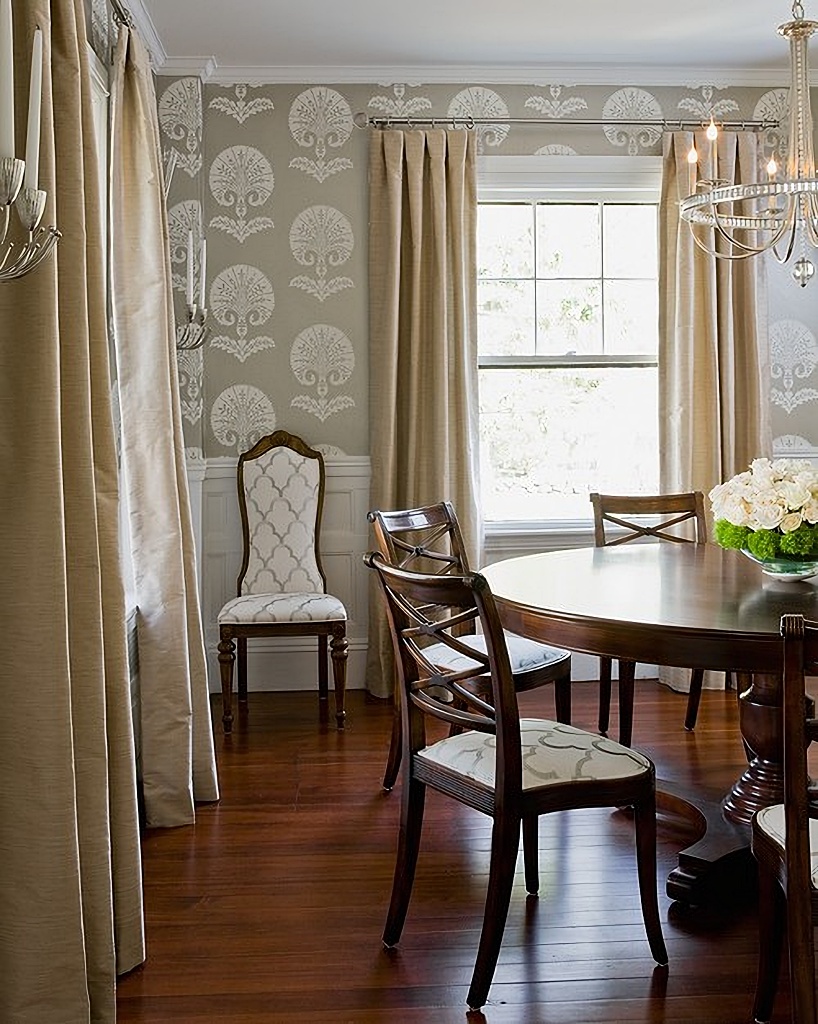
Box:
23, 28, 42, 188
0, 0, 14, 160
199, 237, 207, 307
186, 229, 194, 304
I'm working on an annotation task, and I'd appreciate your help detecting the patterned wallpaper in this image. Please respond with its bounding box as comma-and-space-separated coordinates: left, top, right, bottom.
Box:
155, 77, 818, 459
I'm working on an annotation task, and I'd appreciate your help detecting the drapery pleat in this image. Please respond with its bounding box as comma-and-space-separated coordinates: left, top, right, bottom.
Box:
110, 27, 219, 825
659, 130, 771, 691
0, 1, 144, 1020
366, 129, 481, 697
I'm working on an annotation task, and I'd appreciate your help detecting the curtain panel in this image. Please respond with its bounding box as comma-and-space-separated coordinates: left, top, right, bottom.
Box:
658, 130, 771, 692
0, 1, 144, 1020
110, 26, 219, 827
366, 129, 481, 697
659, 130, 771, 498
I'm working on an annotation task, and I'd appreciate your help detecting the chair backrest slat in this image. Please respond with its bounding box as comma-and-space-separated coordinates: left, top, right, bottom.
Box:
590, 491, 707, 548
365, 552, 523, 788
236, 430, 327, 596
368, 502, 471, 574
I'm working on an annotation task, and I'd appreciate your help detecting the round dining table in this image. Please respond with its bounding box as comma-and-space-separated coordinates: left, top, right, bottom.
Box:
482, 542, 818, 903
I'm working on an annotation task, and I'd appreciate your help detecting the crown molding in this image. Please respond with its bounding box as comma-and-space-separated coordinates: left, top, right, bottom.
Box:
187, 62, 794, 88
159, 55, 219, 81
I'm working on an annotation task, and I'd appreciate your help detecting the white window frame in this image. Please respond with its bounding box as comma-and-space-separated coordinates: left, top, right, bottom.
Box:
477, 155, 663, 551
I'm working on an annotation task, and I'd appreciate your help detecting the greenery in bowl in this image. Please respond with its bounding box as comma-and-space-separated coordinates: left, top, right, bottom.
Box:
709, 457, 818, 562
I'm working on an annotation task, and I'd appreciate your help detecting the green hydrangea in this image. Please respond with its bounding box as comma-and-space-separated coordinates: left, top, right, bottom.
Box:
779, 523, 818, 556
714, 518, 818, 561
713, 519, 750, 550
746, 529, 779, 560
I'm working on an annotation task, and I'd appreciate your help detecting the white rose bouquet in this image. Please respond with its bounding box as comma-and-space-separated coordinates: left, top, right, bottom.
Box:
709, 457, 818, 561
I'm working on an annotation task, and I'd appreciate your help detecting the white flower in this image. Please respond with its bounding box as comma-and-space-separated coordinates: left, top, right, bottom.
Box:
780, 511, 804, 533
711, 457, 818, 536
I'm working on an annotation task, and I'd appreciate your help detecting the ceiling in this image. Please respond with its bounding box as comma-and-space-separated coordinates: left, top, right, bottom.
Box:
134, 0, 811, 86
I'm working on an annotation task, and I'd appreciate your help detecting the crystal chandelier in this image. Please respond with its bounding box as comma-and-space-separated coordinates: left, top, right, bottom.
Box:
680, 0, 818, 287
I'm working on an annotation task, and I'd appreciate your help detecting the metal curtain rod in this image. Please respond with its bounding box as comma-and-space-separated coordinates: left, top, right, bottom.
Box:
353, 112, 780, 131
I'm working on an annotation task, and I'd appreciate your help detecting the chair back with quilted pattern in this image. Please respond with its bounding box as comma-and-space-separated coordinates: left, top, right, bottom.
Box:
237, 430, 327, 596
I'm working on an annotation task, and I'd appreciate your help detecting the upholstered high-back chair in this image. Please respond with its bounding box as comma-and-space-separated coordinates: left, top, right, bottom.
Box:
589, 491, 709, 744
365, 551, 667, 1011
217, 431, 348, 733
752, 614, 818, 1024
368, 502, 572, 790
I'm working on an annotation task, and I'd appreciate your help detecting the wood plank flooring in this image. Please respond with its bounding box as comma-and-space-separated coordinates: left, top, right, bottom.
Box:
116, 681, 794, 1023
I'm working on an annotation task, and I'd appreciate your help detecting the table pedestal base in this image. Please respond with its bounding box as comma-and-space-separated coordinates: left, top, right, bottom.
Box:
659, 782, 755, 904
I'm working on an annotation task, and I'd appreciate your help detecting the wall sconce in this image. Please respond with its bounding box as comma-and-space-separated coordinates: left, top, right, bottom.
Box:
176, 230, 207, 350
0, 6, 60, 281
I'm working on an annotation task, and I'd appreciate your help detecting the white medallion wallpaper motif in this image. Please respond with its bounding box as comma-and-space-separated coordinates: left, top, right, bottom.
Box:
209, 145, 275, 243
209, 84, 275, 124
289, 206, 355, 302
288, 87, 354, 183
159, 78, 203, 177
157, 77, 818, 457
770, 319, 818, 415
290, 324, 356, 423
209, 264, 276, 362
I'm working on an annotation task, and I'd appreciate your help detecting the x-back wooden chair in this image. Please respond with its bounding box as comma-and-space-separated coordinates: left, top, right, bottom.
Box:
590, 491, 714, 744
752, 614, 818, 1024
368, 501, 572, 790
365, 551, 667, 1011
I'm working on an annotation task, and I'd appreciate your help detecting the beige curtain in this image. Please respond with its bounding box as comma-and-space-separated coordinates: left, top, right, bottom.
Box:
659, 130, 771, 497
0, 1, 144, 1019
110, 27, 219, 825
659, 130, 771, 691
366, 129, 481, 697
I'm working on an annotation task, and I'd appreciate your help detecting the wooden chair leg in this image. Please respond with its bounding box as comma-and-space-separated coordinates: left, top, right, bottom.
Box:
329, 624, 348, 730
633, 794, 668, 967
617, 660, 636, 748
382, 700, 402, 791
522, 814, 539, 895
217, 632, 236, 734
554, 669, 572, 725
787, 869, 818, 1024
236, 637, 248, 704
752, 861, 786, 1024
598, 656, 613, 734
467, 814, 521, 1011
383, 777, 426, 948
317, 634, 329, 704
684, 668, 704, 731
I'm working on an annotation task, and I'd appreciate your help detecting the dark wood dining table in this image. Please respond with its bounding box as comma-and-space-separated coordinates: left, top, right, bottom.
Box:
482, 542, 818, 904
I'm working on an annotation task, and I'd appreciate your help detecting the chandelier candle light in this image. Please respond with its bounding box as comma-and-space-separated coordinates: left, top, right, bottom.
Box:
681, 0, 818, 286
710, 458, 818, 581
0, 1, 59, 280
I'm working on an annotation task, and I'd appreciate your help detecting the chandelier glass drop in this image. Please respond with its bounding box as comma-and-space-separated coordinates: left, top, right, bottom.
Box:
680, 1, 818, 286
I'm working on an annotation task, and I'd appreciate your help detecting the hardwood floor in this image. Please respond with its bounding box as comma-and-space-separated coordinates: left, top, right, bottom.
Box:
116, 681, 794, 1023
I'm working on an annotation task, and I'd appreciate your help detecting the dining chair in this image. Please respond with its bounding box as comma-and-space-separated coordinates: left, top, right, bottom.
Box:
752, 613, 818, 1024
217, 430, 348, 733
368, 502, 572, 790
365, 551, 668, 1011
590, 491, 711, 744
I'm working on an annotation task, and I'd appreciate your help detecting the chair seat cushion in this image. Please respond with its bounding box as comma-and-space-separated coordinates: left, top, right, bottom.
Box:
219, 592, 347, 624
417, 718, 651, 791
425, 632, 570, 677
755, 804, 818, 884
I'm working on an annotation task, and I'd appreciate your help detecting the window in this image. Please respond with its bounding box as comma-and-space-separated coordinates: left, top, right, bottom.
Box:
478, 157, 661, 522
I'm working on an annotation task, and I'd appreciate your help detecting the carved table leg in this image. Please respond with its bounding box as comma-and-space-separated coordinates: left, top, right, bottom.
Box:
722, 672, 783, 825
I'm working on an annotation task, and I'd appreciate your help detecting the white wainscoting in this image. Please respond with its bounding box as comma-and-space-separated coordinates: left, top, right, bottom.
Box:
192, 454, 371, 693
